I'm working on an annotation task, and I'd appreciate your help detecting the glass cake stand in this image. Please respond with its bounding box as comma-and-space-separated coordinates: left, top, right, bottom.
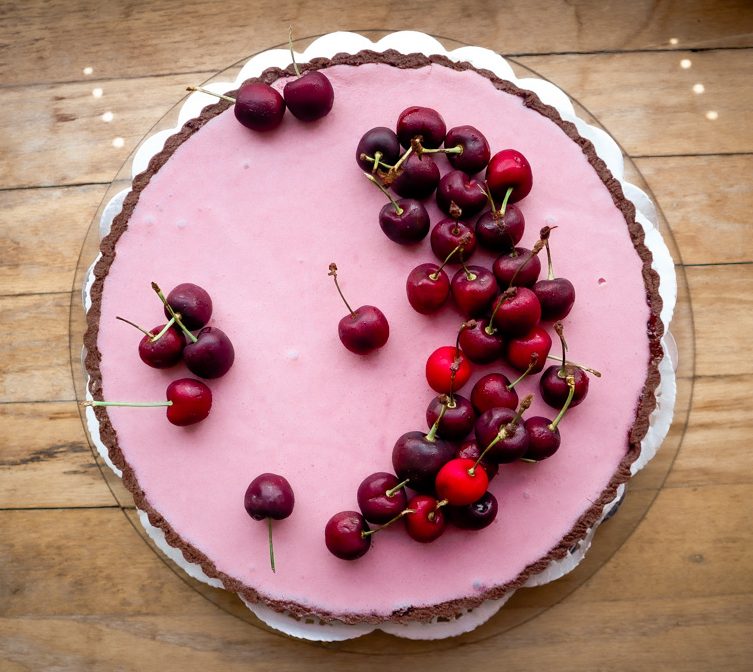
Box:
69, 31, 694, 653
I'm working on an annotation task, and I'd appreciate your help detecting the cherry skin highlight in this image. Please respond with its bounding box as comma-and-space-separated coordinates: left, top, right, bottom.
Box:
391, 153, 440, 200
492, 247, 542, 288
490, 287, 542, 337
430, 218, 476, 263
457, 319, 504, 364
234, 81, 286, 132
540, 365, 590, 408
338, 306, 389, 355
451, 266, 498, 318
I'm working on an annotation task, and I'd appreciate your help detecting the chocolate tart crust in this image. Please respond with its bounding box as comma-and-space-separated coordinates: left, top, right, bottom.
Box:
84, 50, 664, 626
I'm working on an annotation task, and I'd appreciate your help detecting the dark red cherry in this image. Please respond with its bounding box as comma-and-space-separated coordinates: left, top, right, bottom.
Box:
392, 429, 455, 494
447, 491, 498, 530
490, 287, 542, 337
540, 365, 590, 408
456, 439, 498, 481
325, 511, 371, 560
426, 394, 476, 441
506, 326, 551, 372
164, 283, 213, 330
492, 247, 542, 288
183, 327, 235, 378
533, 278, 576, 321
435, 458, 488, 506
234, 81, 286, 132
357, 472, 408, 524
474, 407, 529, 463
485, 149, 533, 203
457, 319, 504, 364
404, 495, 447, 543
396, 106, 446, 149
138, 324, 185, 369
283, 70, 333, 121
244, 473, 295, 521
475, 205, 525, 253
445, 125, 490, 174
337, 306, 389, 355
425, 346, 472, 394
430, 218, 476, 263
406, 263, 450, 314
436, 170, 487, 219
391, 153, 440, 200
356, 126, 401, 172
165, 378, 213, 426
379, 198, 430, 244
451, 266, 498, 317
523, 416, 561, 461
470, 373, 518, 414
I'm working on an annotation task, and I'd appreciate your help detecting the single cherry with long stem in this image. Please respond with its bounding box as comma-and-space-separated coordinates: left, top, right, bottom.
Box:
282, 27, 334, 121
116, 316, 184, 369
365, 172, 430, 244
357, 473, 409, 524
244, 473, 295, 572
532, 227, 576, 320
187, 83, 285, 132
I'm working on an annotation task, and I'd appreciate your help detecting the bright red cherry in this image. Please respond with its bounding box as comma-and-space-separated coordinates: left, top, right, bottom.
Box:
396, 106, 446, 149
234, 81, 286, 132
325, 511, 371, 560
485, 149, 533, 203
357, 472, 408, 524
404, 495, 447, 543
506, 326, 552, 372
435, 458, 489, 506
425, 346, 472, 393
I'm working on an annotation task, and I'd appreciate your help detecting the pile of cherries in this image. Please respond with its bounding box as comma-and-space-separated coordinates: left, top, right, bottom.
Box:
323, 106, 601, 560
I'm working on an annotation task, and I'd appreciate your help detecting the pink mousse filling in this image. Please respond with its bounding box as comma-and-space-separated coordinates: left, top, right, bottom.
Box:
97, 63, 650, 617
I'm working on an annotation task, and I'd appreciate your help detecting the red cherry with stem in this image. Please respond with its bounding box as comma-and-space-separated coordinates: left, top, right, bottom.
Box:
457, 318, 504, 364
469, 354, 539, 414
436, 170, 487, 218
392, 404, 456, 493
325, 511, 371, 560
506, 326, 551, 372
492, 244, 543, 289
116, 316, 184, 369
357, 127, 401, 173
474, 395, 532, 463
431, 215, 477, 263
83, 378, 213, 426
532, 228, 575, 320
357, 472, 409, 524
444, 125, 490, 174
396, 106, 446, 149
405, 237, 469, 314
489, 286, 542, 337
447, 491, 498, 530
425, 345, 472, 394
539, 322, 599, 408
244, 473, 294, 573
485, 149, 533, 203
426, 393, 476, 441
187, 84, 285, 132
435, 457, 489, 506
451, 265, 498, 317
183, 326, 235, 379
365, 173, 430, 244
524, 373, 577, 461
391, 152, 440, 200
475, 185, 526, 252
163, 282, 213, 330
282, 29, 333, 121
328, 263, 389, 354
456, 439, 498, 481
404, 495, 448, 543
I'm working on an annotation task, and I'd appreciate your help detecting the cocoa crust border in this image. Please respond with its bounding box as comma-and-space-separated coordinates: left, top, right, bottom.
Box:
83, 50, 664, 626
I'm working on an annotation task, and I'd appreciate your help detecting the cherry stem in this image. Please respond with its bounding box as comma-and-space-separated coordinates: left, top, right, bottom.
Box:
426, 403, 448, 443
507, 353, 539, 390
427, 499, 448, 522
428, 235, 470, 280
149, 316, 177, 342
486, 287, 516, 334
115, 315, 151, 337
361, 508, 415, 537
418, 143, 463, 156
151, 282, 198, 343
83, 400, 172, 408
186, 86, 235, 104
545, 355, 602, 377
498, 186, 514, 217
327, 263, 355, 317
507, 239, 544, 288
461, 263, 477, 282
359, 152, 393, 172
288, 26, 301, 77
473, 426, 509, 471
549, 375, 576, 431
390, 144, 413, 174
363, 172, 403, 215
268, 517, 276, 573
385, 478, 410, 498
511, 394, 533, 426
554, 321, 568, 373
545, 240, 555, 281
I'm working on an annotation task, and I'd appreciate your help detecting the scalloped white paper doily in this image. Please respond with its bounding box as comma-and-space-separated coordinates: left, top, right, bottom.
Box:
82, 31, 677, 641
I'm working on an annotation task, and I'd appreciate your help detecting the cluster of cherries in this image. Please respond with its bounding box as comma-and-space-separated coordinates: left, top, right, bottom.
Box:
323, 106, 601, 560
86, 282, 235, 426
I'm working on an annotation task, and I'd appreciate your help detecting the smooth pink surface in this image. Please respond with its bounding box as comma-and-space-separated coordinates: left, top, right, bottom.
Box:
97, 63, 650, 617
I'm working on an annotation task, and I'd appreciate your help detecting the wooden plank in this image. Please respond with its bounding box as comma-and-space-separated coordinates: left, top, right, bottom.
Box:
634, 155, 753, 265
517, 49, 753, 156
2, 1, 751, 87
0, 402, 114, 508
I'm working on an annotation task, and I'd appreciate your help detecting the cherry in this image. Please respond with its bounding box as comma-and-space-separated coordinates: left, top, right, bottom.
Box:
391, 153, 440, 200
471, 373, 518, 414
357, 127, 401, 173
244, 473, 294, 572
396, 106, 446, 149
435, 457, 489, 506
116, 316, 184, 369
436, 170, 486, 219
282, 31, 333, 121
328, 263, 389, 354
182, 326, 235, 379
365, 173, 430, 244
430, 216, 477, 263
404, 495, 447, 543
426, 394, 476, 441
506, 326, 551, 372
163, 282, 213, 330
532, 229, 575, 320
492, 246, 542, 288
485, 149, 533, 203
456, 439, 498, 481
392, 406, 456, 493
475, 185, 525, 253
457, 318, 504, 364
405, 263, 450, 314
524, 373, 577, 461
539, 322, 599, 408
84, 378, 213, 427
473, 396, 532, 463
489, 287, 542, 337
444, 125, 490, 174
447, 491, 498, 530
425, 345, 472, 394
325, 511, 371, 560
357, 472, 409, 524
234, 82, 286, 132
451, 265, 498, 317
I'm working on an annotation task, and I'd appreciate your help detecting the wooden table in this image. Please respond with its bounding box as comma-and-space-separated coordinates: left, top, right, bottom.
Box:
2, 1, 752, 669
